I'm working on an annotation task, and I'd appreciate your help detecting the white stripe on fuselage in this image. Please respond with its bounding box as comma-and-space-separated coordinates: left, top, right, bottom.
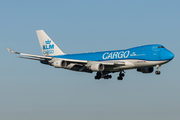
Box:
101, 59, 169, 71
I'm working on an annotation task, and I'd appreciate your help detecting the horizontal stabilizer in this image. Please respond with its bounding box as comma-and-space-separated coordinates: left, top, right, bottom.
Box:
19, 56, 44, 61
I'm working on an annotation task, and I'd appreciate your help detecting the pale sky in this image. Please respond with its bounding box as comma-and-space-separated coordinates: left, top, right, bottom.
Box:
1, 0, 180, 120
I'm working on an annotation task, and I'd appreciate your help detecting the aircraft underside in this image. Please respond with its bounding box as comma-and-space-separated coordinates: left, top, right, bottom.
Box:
56, 60, 167, 80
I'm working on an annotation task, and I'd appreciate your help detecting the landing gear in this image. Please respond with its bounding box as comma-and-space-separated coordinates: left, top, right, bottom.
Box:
94, 71, 126, 80
117, 71, 125, 80
94, 71, 112, 80
94, 72, 101, 79
117, 76, 123, 80
104, 75, 112, 79
155, 71, 161, 75
155, 65, 161, 75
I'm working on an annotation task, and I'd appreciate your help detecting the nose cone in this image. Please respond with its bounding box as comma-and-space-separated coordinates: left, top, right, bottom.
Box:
161, 49, 174, 60
168, 51, 174, 60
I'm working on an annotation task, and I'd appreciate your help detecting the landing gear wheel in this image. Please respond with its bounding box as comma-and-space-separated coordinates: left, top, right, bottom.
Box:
103, 75, 112, 79
155, 71, 161, 75
155, 65, 161, 75
95, 72, 101, 79
94, 71, 112, 80
117, 77, 123, 80
121, 73, 125, 77
107, 75, 112, 79
117, 70, 125, 80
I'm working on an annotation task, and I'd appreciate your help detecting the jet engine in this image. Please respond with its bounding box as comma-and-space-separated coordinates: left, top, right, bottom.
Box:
90, 63, 105, 71
137, 67, 154, 73
52, 60, 67, 68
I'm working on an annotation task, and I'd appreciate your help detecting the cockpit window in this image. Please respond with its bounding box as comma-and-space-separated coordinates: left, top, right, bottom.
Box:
158, 46, 165, 48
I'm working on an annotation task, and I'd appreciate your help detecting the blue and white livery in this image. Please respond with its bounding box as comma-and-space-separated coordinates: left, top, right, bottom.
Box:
7, 30, 174, 80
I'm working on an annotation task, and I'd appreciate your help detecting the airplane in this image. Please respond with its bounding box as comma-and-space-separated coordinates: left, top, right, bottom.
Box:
7, 30, 174, 80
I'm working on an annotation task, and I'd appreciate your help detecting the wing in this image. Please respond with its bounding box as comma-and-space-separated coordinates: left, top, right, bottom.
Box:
7, 48, 131, 73
7, 48, 52, 59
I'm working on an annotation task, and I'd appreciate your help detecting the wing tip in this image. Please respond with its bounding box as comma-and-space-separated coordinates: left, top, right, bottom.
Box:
7, 48, 20, 54
7, 47, 14, 53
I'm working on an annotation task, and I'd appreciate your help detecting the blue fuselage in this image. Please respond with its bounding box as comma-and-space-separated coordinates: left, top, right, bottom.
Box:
53, 44, 174, 62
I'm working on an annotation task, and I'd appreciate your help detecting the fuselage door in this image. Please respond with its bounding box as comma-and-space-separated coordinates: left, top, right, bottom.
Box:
152, 46, 161, 60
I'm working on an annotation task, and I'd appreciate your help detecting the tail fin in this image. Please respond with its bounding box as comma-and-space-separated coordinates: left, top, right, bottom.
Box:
36, 30, 65, 56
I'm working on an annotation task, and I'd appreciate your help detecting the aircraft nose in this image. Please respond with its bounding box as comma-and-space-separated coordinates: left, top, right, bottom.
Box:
168, 51, 174, 60
161, 49, 174, 60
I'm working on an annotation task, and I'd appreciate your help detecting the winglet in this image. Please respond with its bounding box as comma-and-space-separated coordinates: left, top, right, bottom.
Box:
7, 48, 20, 54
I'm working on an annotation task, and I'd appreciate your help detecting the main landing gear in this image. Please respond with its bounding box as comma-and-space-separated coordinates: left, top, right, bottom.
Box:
117, 71, 125, 80
95, 71, 112, 80
155, 65, 161, 75
94, 71, 126, 80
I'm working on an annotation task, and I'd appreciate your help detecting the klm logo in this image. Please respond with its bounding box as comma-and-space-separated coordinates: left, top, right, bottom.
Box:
43, 39, 54, 55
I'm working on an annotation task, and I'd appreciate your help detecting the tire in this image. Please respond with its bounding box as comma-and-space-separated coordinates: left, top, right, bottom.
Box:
155, 71, 160, 75
108, 75, 112, 79
117, 77, 123, 80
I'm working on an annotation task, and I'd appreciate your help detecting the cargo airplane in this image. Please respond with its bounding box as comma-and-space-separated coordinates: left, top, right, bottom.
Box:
7, 30, 174, 80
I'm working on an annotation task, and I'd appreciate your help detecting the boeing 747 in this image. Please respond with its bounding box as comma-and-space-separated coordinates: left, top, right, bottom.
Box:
7, 30, 174, 80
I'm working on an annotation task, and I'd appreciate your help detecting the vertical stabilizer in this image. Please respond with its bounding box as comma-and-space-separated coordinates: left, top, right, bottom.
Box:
36, 30, 65, 56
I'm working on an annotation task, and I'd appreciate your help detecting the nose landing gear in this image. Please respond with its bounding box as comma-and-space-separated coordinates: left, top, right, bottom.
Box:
155, 65, 161, 75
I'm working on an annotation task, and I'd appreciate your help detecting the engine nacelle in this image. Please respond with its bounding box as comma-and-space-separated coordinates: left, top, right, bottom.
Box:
52, 60, 67, 68
137, 67, 154, 73
90, 63, 104, 71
